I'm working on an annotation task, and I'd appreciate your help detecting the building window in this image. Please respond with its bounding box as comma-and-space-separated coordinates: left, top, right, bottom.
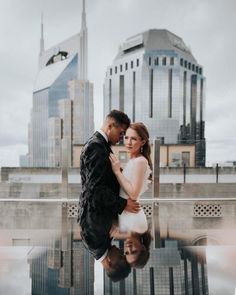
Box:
120, 64, 123, 72
192, 64, 195, 72
119, 75, 124, 112
115, 66, 117, 74
149, 57, 152, 66
184, 60, 187, 68
180, 58, 183, 66
162, 57, 166, 66
191, 75, 197, 139
131, 61, 134, 69
200, 78, 204, 139
196, 66, 199, 73
168, 69, 173, 118
171, 153, 181, 167
110, 68, 112, 75
136, 59, 139, 67
182, 152, 190, 166
109, 79, 112, 112
125, 62, 128, 70
155, 57, 159, 66
149, 69, 153, 118
133, 71, 136, 122
183, 71, 187, 129
199, 68, 202, 75
170, 57, 174, 65
188, 62, 191, 70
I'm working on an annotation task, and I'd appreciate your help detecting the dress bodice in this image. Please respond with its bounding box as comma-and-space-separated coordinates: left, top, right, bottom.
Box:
119, 156, 151, 234
120, 156, 151, 199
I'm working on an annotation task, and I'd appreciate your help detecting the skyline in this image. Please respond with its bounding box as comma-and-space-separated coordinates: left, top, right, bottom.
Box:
0, 0, 236, 166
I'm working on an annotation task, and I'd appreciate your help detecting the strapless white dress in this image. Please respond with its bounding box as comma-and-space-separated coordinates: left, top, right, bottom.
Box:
119, 156, 151, 234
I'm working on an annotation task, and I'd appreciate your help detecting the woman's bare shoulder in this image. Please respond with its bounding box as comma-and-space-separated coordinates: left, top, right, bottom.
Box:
134, 156, 148, 165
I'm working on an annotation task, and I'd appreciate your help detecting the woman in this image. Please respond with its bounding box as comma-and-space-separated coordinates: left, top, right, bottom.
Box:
109, 122, 152, 268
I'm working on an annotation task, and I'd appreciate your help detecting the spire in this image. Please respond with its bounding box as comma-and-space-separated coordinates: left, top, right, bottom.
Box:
40, 13, 45, 56
79, 0, 88, 80
81, 0, 86, 30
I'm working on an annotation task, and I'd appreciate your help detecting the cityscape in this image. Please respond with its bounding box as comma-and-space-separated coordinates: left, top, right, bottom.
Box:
0, 0, 236, 294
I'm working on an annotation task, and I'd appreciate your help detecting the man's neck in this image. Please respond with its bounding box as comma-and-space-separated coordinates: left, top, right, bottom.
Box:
99, 128, 109, 142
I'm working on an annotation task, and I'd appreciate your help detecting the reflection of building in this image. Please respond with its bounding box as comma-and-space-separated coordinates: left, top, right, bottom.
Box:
104, 240, 209, 295
104, 29, 206, 166
24, 0, 94, 167
27, 203, 94, 295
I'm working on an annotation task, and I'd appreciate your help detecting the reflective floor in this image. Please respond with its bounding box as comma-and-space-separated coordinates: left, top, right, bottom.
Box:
0, 199, 236, 295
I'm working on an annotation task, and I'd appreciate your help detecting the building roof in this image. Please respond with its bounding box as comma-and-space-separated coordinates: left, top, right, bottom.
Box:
115, 29, 197, 63
38, 33, 80, 69
33, 54, 76, 92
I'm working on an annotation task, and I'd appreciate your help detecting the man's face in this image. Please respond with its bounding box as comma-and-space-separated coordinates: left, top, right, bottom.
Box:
108, 122, 126, 145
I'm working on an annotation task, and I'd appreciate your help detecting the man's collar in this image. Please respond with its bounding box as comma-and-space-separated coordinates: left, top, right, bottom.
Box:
97, 249, 108, 263
98, 129, 108, 143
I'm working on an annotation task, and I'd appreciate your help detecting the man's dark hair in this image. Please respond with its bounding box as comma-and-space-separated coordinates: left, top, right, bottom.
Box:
106, 259, 131, 282
106, 109, 130, 128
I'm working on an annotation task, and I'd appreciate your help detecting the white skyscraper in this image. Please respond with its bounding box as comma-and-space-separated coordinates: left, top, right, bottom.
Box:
104, 29, 206, 166
25, 0, 94, 167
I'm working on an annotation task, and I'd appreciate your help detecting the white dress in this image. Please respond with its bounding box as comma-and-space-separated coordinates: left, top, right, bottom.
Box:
119, 156, 151, 234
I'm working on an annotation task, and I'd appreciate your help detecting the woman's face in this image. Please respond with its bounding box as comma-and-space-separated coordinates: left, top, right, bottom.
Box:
124, 128, 145, 158
124, 235, 144, 265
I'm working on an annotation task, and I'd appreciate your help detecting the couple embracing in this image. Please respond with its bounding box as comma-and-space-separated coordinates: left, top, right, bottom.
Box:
78, 110, 152, 282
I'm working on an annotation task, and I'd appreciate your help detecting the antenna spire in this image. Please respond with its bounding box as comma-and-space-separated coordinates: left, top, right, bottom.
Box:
40, 13, 45, 55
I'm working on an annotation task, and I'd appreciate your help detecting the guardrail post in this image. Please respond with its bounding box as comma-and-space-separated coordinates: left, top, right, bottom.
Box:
183, 164, 186, 184
216, 163, 219, 184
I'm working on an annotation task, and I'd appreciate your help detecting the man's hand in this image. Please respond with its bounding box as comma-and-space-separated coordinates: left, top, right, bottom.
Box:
125, 198, 140, 213
109, 153, 121, 175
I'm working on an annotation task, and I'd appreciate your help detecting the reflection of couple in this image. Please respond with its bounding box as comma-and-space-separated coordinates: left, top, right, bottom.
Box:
78, 110, 152, 281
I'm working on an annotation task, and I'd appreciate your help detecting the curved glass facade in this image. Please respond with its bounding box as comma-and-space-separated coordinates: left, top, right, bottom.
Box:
30, 55, 78, 167
48, 55, 78, 118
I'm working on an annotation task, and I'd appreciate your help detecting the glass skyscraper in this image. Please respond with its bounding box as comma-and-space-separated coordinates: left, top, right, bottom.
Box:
104, 29, 206, 166
27, 0, 94, 167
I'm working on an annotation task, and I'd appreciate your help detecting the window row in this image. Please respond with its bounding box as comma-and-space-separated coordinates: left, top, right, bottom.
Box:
180, 58, 202, 75
109, 59, 140, 75
148, 56, 175, 66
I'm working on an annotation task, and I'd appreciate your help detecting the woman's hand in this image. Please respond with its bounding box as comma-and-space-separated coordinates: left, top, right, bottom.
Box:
109, 153, 121, 175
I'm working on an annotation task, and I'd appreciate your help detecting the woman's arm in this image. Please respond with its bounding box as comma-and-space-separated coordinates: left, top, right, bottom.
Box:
110, 154, 147, 200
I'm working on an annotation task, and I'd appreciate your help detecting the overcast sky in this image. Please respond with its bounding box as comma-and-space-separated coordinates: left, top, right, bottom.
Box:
0, 0, 236, 166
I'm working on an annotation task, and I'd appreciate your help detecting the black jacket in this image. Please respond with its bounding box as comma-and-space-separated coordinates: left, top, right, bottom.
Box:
78, 132, 127, 259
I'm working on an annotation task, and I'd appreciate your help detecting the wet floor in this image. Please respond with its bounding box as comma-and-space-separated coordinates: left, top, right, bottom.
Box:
0, 199, 235, 295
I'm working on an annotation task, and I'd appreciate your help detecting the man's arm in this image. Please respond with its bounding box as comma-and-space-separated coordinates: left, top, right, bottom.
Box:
83, 141, 127, 214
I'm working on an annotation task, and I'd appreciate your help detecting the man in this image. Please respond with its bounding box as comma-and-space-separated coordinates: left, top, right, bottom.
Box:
78, 110, 140, 281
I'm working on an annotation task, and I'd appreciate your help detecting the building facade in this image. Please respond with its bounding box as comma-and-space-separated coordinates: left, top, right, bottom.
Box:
104, 29, 206, 166
26, 0, 94, 167
73, 143, 196, 168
